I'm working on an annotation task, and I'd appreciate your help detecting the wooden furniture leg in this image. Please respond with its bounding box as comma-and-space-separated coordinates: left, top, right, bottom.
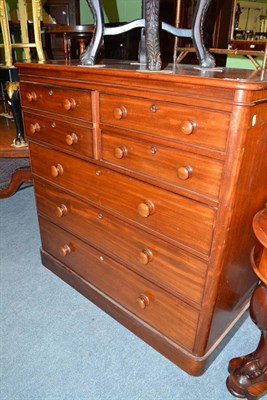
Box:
0, 160, 32, 198
0, 0, 45, 145
0, 116, 32, 199
0, 0, 12, 67
6, 81, 26, 147
80, 0, 104, 65
18, 0, 32, 62
31, 0, 45, 63
226, 208, 267, 400
192, 0, 215, 68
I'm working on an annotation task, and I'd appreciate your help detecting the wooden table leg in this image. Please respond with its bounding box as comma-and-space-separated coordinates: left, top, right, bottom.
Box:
227, 241, 267, 399
6, 82, 27, 147
81, 0, 104, 65
192, 0, 216, 68
80, 0, 215, 70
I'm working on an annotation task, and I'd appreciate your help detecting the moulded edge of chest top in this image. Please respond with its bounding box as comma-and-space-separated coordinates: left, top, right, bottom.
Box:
17, 63, 267, 98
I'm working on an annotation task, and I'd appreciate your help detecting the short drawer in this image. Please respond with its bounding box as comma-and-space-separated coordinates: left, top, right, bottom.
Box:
23, 112, 94, 158
99, 93, 229, 152
101, 132, 223, 200
39, 216, 199, 351
35, 179, 208, 305
30, 143, 216, 255
20, 82, 92, 121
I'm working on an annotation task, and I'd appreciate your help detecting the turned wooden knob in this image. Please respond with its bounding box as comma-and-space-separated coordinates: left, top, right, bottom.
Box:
114, 145, 128, 159
138, 249, 153, 265
65, 133, 78, 146
59, 244, 71, 257
113, 106, 127, 120
177, 165, 193, 180
29, 122, 40, 134
180, 120, 196, 135
136, 294, 150, 309
56, 204, 68, 218
26, 91, 37, 102
64, 98, 76, 110
50, 164, 64, 177
137, 200, 155, 218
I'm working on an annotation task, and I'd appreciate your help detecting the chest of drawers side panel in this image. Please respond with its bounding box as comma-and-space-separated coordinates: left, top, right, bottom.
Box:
194, 95, 267, 356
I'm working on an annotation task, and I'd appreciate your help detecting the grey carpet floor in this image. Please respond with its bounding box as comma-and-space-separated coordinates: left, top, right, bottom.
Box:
0, 186, 261, 400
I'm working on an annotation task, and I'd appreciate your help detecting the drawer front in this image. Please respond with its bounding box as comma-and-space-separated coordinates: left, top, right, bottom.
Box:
99, 93, 229, 151
101, 132, 223, 200
30, 143, 216, 255
39, 217, 199, 350
24, 112, 94, 158
35, 179, 207, 304
20, 82, 92, 121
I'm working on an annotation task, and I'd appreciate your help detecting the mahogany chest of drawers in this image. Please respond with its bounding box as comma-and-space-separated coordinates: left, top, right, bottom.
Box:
17, 62, 267, 375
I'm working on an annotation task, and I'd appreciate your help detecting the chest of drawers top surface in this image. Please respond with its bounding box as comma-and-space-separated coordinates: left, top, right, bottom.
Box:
17, 61, 267, 376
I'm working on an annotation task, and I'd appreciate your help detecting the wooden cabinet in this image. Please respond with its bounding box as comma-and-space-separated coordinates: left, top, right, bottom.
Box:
17, 61, 267, 376
44, 0, 80, 25
43, 0, 80, 59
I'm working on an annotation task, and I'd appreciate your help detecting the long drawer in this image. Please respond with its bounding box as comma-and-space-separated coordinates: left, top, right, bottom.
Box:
35, 179, 208, 305
101, 131, 223, 200
30, 143, 216, 255
24, 112, 94, 159
39, 216, 199, 351
20, 82, 92, 121
99, 93, 229, 152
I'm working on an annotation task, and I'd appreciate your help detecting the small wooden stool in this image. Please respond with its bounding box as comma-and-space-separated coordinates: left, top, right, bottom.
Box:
226, 207, 267, 400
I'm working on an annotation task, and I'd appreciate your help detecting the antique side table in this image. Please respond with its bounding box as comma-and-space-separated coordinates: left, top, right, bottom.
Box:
227, 207, 267, 400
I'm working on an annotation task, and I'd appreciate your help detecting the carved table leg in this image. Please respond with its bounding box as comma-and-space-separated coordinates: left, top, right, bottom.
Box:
80, 0, 215, 70
192, 0, 216, 68
226, 281, 267, 399
6, 81, 27, 147
81, 0, 104, 65
145, 0, 161, 71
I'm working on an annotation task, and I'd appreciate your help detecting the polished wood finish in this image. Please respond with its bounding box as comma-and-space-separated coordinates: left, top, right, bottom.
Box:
227, 208, 267, 399
20, 83, 92, 121
34, 179, 207, 305
101, 132, 223, 200
230, 40, 267, 53
17, 61, 267, 376
23, 112, 93, 158
0, 117, 29, 158
39, 215, 199, 350
44, 0, 80, 26
45, 25, 94, 61
0, 161, 32, 199
0, 116, 32, 198
99, 92, 230, 151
